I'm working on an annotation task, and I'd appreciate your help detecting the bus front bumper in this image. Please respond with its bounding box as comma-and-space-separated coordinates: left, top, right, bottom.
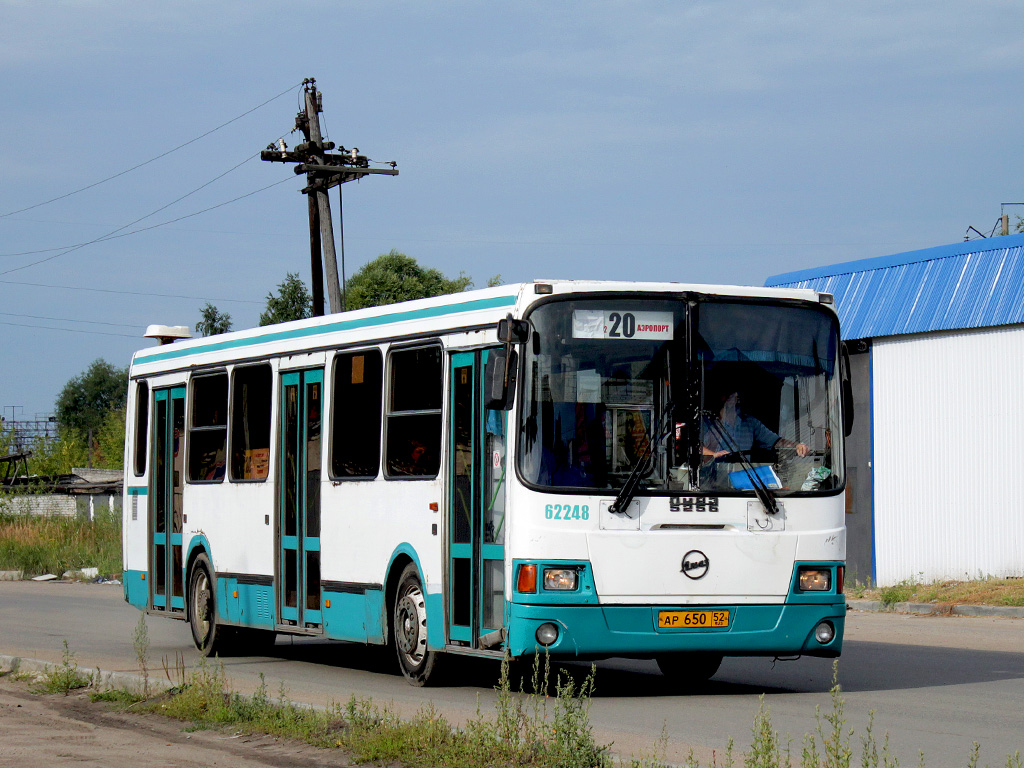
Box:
506, 601, 846, 659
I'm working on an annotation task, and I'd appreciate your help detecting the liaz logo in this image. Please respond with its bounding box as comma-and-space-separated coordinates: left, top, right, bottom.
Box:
681, 550, 709, 580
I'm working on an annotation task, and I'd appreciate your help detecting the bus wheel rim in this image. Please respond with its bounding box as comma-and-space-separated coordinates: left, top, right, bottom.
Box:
194, 570, 212, 641
396, 585, 426, 665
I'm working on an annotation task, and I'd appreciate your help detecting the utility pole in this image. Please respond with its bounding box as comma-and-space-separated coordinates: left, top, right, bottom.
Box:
261, 78, 398, 315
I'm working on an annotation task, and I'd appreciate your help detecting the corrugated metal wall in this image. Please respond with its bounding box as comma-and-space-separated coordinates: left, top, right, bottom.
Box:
873, 325, 1024, 585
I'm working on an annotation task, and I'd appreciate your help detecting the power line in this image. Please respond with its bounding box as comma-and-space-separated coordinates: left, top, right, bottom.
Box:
0, 311, 139, 329
0, 320, 139, 338
0, 177, 293, 277
0, 81, 302, 220
0, 278, 261, 304
0, 149, 268, 259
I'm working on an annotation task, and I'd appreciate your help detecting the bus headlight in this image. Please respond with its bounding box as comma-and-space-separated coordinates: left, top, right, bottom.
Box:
543, 568, 578, 590
798, 567, 832, 591
814, 621, 835, 644
536, 622, 560, 646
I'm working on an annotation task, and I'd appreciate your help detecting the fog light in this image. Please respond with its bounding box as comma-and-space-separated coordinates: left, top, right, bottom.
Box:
535, 622, 559, 646
543, 568, 578, 590
814, 621, 835, 644
798, 567, 831, 591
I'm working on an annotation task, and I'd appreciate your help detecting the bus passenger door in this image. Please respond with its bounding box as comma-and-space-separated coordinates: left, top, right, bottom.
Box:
151, 386, 185, 614
448, 350, 507, 649
278, 369, 323, 631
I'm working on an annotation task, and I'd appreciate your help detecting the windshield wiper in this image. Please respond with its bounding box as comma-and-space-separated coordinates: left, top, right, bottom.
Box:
702, 410, 779, 516
608, 401, 674, 516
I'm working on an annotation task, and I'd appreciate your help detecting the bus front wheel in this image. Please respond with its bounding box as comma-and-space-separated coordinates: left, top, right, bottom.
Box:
655, 652, 723, 683
392, 564, 442, 686
189, 554, 228, 657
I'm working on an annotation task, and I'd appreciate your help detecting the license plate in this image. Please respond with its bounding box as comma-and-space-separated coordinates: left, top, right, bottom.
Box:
657, 609, 730, 628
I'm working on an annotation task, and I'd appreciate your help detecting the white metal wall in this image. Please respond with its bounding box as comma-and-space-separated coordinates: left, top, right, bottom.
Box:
873, 325, 1024, 585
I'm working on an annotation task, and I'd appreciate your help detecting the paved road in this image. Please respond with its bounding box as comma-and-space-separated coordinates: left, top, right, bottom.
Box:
1, 581, 1021, 767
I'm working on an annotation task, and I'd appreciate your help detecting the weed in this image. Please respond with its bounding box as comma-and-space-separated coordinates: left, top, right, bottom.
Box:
745, 696, 783, 768
90, 688, 145, 705
879, 582, 914, 607
33, 640, 91, 695
161, 650, 187, 689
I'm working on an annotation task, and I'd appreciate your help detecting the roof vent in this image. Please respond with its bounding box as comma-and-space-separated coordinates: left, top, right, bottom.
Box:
144, 325, 192, 345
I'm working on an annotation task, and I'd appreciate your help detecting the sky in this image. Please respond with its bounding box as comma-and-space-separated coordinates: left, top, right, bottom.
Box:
3, 1, 1024, 422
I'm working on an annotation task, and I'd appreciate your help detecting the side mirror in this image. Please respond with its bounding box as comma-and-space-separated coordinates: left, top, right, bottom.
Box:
841, 344, 855, 437
497, 317, 530, 343
484, 348, 518, 410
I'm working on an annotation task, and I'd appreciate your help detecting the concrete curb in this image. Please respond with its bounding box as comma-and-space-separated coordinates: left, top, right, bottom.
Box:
847, 599, 1024, 619
0, 571, 24, 581
0, 654, 173, 696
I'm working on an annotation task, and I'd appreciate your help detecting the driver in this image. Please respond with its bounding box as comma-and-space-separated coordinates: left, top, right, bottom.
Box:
703, 391, 809, 460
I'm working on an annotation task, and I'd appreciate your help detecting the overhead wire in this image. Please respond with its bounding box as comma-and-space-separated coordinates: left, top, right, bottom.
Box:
0, 311, 139, 328
0, 320, 138, 339
0, 176, 293, 277
0, 277, 261, 304
0, 148, 279, 259
0, 81, 302, 220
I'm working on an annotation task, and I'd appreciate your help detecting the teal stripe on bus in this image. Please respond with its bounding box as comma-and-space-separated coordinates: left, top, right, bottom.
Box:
127, 486, 148, 495
136, 295, 518, 365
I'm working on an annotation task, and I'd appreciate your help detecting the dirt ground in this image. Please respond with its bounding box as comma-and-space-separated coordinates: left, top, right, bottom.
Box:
0, 675, 361, 768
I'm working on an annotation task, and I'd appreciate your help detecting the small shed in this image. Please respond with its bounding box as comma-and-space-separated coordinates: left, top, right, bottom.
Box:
767, 235, 1024, 586
1, 467, 122, 519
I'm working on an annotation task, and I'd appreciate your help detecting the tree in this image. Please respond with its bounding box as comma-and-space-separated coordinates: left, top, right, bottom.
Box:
54, 359, 128, 436
346, 250, 472, 310
259, 273, 312, 326
196, 303, 232, 336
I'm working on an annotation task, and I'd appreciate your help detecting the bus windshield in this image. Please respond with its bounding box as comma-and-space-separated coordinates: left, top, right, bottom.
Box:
517, 296, 844, 496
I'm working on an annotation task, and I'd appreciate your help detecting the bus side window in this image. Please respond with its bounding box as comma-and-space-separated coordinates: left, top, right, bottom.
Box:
331, 350, 383, 478
230, 365, 272, 481
188, 373, 228, 483
385, 345, 442, 478
133, 381, 149, 476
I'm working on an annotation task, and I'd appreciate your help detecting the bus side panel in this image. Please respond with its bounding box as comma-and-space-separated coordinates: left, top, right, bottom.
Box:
122, 487, 150, 609
319, 480, 444, 647
122, 378, 149, 610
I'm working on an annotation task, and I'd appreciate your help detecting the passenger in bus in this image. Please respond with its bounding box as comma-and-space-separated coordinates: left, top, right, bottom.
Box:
391, 438, 434, 476
703, 391, 809, 460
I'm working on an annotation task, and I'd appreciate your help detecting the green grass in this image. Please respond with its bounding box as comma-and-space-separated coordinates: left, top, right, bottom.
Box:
145, 654, 612, 768
15, 641, 1024, 768
855, 577, 1024, 609
0, 504, 121, 578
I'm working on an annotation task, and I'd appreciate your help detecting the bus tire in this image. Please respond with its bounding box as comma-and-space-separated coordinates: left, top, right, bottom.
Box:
392, 563, 442, 686
655, 652, 723, 683
188, 554, 229, 657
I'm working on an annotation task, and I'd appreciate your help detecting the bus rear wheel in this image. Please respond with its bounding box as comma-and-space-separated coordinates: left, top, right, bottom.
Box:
656, 652, 723, 683
189, 554, 229, 657
392, 564, 442, 686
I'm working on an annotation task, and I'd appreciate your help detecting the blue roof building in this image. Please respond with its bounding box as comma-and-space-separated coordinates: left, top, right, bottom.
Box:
767, 234, 1024, 339
767, 237, 1024, 586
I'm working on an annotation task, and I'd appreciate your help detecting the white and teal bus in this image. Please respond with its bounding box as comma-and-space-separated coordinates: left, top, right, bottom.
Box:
122, 280, 851, 685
